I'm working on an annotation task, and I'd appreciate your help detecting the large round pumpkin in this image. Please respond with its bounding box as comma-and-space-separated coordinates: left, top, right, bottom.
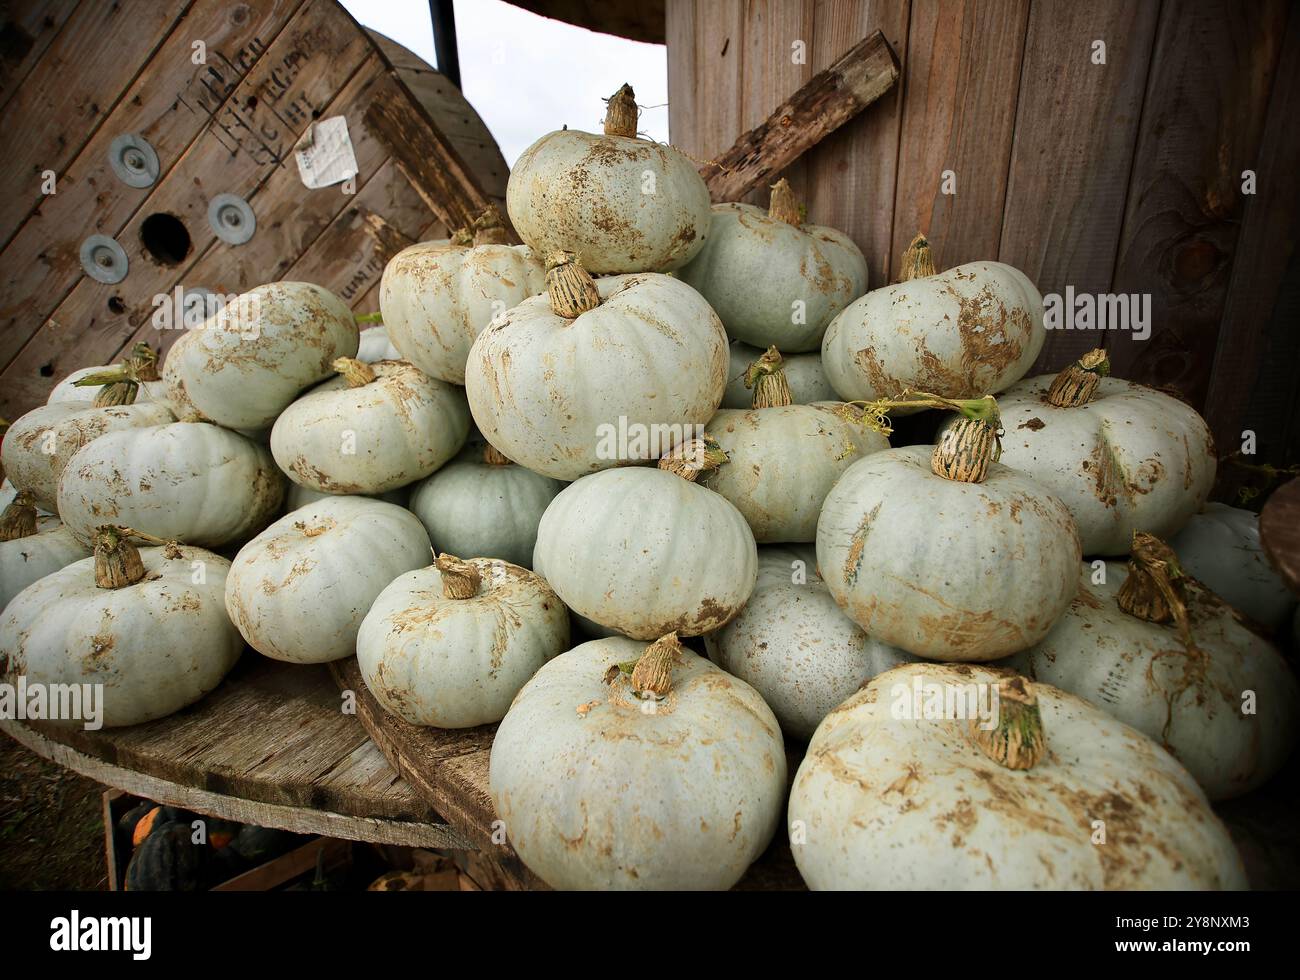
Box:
465, 252, 727, 481
506, 85, 710, 274
821, 235, 1045, 406
0, 531, 242, 727
816, 396, 1080, 660
789, 664, 1247, 889
161, 281, 358, 430
722, 342, 834, 408
489, 633, 786, 889
270, 358, 469, 494
677, 180, 867, 352
224, 497, 431, 664
358, 554, 569, 728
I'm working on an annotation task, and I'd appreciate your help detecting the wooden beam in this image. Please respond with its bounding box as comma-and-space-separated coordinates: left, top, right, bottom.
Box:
700, 28, 899, 203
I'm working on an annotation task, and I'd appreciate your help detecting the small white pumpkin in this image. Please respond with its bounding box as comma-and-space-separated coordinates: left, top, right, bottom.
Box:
704, 348, 887, 543
678, 180, 867, 352
380, 212, 547, 384
533, 449, 757, 639
821, 234, 1045, 406
0, 530, 242, 727
407, 442, 563, 568
0, 494, 90, 611
358, 554, 569, 728
1, 398, 175, 512
1008, 536, 1299, 801
270, 358, 470, 494
225, 496, 431, 664
490, 633, 786, 889
356, 325, 401, 363
1169, 502, 1294, 631
465, 252, 728, 481
816, 396, 1081, 660
982, 350, 1216, 556
506, 85, 711, 275
45, 343, 165, 405
722, 342, 835, 408
705, 545, 915, 740
162, 281, 359, 430
56, 421, 285, 548
789, 664, 1247, 889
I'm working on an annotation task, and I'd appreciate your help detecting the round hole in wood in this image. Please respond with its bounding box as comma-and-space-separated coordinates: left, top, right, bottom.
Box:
140, 212, 191, 266
107, 296, 127, 315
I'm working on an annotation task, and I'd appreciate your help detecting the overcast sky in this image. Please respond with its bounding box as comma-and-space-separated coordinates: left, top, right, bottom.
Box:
339, 0, 669, 166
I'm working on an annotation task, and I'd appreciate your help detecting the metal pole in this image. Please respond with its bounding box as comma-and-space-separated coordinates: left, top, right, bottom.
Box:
430, 0, 461, 89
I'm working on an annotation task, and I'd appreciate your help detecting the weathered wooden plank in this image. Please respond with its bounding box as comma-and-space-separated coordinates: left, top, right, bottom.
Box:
1105, 0, 1289, 408
665, 0, 696, 151
690, 0, 745, 166
0, 0, 80, 113
1000, 0, 1160, 374
0, 0, 303, 371
890, 0, 1030, 279
0, 0, 193, 250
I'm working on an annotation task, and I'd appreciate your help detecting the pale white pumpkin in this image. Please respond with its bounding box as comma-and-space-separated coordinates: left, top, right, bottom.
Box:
0, 495, 91, 611
1, 399, 175, 512
270, 359, 470, 494
1008, 548, 1298, 801
983, 351, 1216, 556
816, 402, 1080, 660
822, 238, 1045, 406
489, 634, 786, 889
46, 366, 165, 405
534, 463, 757, 639
56, 421, 285, 548
678, 181, 868, 352
356, 325, 401, 363
407, 442, 563, 568
161, 281, 359, 430
506, 85, 711, 275
225, 496, 431, 664
705, 545, 915, 740
465, 255, 728, 481
358, 555, 569, 728
789, 663, 1247, 889
722, 342, 835, 408
0, 534, 242, 728
1170, 502, 1294, 631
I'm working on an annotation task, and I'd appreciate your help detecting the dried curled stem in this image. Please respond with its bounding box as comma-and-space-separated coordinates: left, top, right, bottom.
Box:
436, 553, 482, 599
546, 251, 601, 318
969, 676, 1046, 771
603, 83, 639, 138
658, 433, 728, 482
744, 347, 794, 408
1046, 349, 1110, 408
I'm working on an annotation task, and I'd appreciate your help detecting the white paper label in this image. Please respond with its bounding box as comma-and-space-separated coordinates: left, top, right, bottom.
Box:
295, 116, 358, 189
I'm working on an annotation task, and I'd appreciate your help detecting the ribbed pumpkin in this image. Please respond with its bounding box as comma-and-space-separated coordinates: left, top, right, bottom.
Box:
722, 342, 834, 408
380, 210, 546, 384
56, 420, 284, 548
489, 633, 786, 889
821, 234, 1045, 406
704, 347, 887, 543
678, 179, 867, 352
0, 531, 242, 727
978, 350, 1216, 556
1009, 535, 1298, 801
358, 554, 569, 728
789, 664, 1247, 889
161, 281, 358, 430
816, 395, 1080, 660
224, 497, 431, 664
270, 358, 470, 494
0, 494, 90, 611
407, 442, 563, 568
533, 442, 757, 639
705, 545, 914, 740
506, 84, 710, 274
465, 252, 727, 481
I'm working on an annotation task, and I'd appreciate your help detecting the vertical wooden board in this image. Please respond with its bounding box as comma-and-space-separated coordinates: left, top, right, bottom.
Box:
691, 0, 745, 165
1204, 8, 1300, 462
0, 0, 193, 250
665, 0, 697, 152
0, 0, 81, 112
1105, 0, 1288, 409
999, 0, 1159, 374
0, 0, 304, 368
0, 0, 372, 418
805, 0, 911, 288
889, 0, 1030, 278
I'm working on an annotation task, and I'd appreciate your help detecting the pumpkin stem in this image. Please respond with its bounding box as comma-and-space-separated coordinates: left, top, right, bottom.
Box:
75, 342, 161, 407
355, 311, 384, 325
658, 433, 727, 482
93, 525, 147, 589
450, 226, 474, 247
744, 347, 794, 408
546, 251, 601, 318
768, 178, 803, 227
844, 391, 1001, 483
603, 83, 639, 138
333, 357, 376, 388
436, 553, 481, 599
472, 204, 511, 246
897, 232, 936, 282
483, 444, 512, 466
1116, 531, 1201, 649
970, 676, 1046, 771
1046, 348, 1110, 408
628, 632, 683, 700
0, 491, 39, 542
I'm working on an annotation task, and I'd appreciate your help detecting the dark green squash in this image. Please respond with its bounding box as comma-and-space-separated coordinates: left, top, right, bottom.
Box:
230, 825, 300, 864
124, 822, 209, 891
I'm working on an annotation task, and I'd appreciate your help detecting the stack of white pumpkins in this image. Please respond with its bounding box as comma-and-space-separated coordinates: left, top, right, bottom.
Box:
1, 83, 1295, 892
